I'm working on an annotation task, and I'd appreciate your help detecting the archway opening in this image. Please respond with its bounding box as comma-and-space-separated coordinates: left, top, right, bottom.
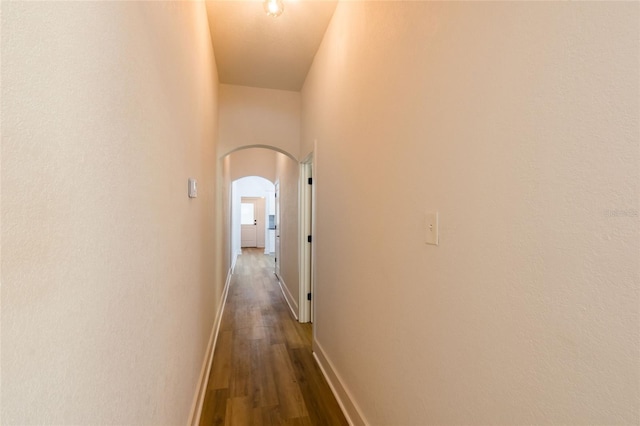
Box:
231, 176, 275, 264
221, 146, 301, 322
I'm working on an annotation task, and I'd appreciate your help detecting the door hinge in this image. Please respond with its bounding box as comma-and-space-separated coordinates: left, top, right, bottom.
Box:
275, 257, 277, 263
307, 292, 312, 301
308, 177, 313, 185
307, 235, 312, 243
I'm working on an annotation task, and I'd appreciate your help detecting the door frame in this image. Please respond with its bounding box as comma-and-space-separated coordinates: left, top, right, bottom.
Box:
298, 153, 315, 323
274, 181, 281, 279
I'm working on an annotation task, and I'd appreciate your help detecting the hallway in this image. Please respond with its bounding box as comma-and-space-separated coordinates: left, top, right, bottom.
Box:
199, 249, 347, 425
2, 2, 637, 424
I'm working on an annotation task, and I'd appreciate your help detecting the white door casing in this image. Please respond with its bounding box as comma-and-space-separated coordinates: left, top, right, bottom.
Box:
299, 155, 315, 323
274, 182, 281, 278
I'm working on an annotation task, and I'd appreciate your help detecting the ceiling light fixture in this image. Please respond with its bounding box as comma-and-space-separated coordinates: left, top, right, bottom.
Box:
264, 0, 284, 17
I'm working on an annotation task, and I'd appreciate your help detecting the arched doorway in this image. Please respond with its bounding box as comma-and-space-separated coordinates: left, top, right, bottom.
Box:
231, 176, 275, 261
222, 145, 308, 323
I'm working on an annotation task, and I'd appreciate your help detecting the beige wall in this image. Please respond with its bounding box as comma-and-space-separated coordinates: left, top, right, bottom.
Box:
303, 2, 639, 424
229, 148, 277, 183
218, 84, 301, 160
1, 2, 221, 424
217, 155, 232, 285
275, 153, 300, 312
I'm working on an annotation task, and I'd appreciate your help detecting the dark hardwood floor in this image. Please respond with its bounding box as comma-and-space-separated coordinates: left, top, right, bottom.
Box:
199, 248, 348, 426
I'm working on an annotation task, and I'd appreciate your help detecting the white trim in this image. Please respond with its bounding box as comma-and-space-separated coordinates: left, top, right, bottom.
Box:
309, 143, 317, 325
188, 267, 233, 426
274, 181, 281, 279
298, 154, 314, 323
299, 161, 309, 322
312, 340, 368, 426
231, 249, 241, 271
276, 272, 299, 320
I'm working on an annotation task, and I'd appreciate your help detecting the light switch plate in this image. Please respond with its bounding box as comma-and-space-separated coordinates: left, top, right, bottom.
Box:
188, 178, 197, 198
425, 212, 438, 245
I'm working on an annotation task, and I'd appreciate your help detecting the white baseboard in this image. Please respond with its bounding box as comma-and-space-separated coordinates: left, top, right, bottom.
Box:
187, 267, 233, 426
313, 340, 367, 426
275, 273, 299, 320
231, 249, 241, 271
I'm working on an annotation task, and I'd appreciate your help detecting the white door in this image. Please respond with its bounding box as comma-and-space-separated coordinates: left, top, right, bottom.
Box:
241, 201, 257, 247
254, 198, 266, 248
274, 182, 280, 277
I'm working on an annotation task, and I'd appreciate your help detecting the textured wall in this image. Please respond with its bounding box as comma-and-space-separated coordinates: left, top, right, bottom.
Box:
1, 2, 220, 424
302, 1, 639, 424
218, 84, 301, 160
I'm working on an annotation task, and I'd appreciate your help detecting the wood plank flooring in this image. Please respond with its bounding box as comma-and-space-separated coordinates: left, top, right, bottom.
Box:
200, 248, 348, 426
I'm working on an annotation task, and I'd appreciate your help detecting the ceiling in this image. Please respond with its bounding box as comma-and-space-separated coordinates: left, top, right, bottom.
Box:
205, 0, 338, 92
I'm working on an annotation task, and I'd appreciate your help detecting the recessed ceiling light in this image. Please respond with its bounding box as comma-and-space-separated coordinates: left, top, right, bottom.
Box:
264, 0, 284, 17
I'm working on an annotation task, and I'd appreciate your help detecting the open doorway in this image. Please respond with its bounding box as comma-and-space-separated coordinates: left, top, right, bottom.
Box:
222, 147, 301, 323
231, 176, 275, 265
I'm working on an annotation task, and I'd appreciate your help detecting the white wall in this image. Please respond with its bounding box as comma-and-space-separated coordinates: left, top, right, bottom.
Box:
218, 84, 301, 160
302, 2, 639, 424
1, 2, 221, 424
